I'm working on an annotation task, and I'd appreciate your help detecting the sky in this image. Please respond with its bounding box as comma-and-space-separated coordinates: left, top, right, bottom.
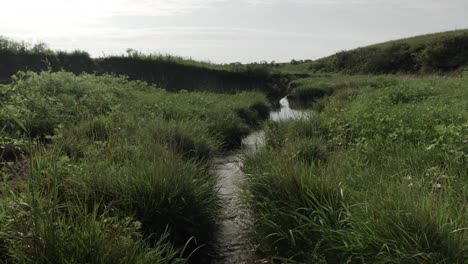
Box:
1, 0, 467, 63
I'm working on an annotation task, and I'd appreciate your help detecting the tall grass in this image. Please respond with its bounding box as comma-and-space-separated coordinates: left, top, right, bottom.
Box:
287, 75, 398, 109
243, 75, 467, 263
0, 71, 271, 263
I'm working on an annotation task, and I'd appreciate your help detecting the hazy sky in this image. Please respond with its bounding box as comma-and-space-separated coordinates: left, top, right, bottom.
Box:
1, 0, 467, 63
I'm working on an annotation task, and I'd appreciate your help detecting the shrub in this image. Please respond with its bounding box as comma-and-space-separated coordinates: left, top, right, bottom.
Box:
304, 30, 468, 74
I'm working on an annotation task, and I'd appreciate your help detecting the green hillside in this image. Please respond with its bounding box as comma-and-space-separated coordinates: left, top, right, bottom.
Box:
370, 29, 468, 49
281, 29, 468, 74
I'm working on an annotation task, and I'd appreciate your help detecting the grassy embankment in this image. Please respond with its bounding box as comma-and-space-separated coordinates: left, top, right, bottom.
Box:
0, 71, 271, 263
0, 36, 289, 99
286, 74, 400, 109
279, 29, 468, 75
243, 74, 467, 263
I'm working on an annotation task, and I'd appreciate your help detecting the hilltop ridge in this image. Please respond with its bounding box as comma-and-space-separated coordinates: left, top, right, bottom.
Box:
280, 29, 468, 74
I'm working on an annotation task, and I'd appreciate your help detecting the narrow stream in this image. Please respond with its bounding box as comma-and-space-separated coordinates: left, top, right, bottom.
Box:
210, 97, 307, 263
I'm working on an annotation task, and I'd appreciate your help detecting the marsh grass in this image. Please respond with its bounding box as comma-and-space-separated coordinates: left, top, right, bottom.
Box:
287, 75, 399, 108
243, 75, 467, 263
0, 71, 271, 263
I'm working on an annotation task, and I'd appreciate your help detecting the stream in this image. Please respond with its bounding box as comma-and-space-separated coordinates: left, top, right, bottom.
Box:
210, 97, 307, 263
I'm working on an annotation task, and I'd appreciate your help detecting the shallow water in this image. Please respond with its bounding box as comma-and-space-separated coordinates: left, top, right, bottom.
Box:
270, 97, 308, 121
210, 98, 305, 263
210, 134, 264, 263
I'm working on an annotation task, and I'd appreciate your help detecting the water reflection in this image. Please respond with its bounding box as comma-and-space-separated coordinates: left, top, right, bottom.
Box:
269, 97, 309, 121
211, 97, 310, 261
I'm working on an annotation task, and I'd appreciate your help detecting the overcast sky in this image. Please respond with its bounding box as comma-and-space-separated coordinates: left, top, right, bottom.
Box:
1, 0, 467, 63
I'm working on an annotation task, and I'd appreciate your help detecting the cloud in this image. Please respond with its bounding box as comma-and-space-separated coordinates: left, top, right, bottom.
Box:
2, 0, 227, 18
294, 0, 465, 10
0, 0, 232, 32
0, 0, 466, 62
0, 0, 231, 39
242, 0, 465, 11
107, 0, 227, 16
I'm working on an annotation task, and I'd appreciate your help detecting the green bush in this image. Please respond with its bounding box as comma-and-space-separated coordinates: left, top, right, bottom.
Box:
418, 35, 468, 72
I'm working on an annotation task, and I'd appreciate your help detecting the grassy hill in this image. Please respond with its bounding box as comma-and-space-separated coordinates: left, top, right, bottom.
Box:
369, 29, 468, 48
280, 29, 468, 74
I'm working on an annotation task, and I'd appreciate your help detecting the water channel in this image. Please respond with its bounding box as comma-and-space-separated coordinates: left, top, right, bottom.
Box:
210, 97, 308, 263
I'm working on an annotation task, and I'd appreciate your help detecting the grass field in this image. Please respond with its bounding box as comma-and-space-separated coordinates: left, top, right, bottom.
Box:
0, 71, 270, 263
242, 74, 467, 263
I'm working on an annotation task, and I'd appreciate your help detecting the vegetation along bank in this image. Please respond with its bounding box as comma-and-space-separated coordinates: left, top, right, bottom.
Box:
0, 30, 467, 263
243, 74, 467, 263
0, 71, 271, 263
